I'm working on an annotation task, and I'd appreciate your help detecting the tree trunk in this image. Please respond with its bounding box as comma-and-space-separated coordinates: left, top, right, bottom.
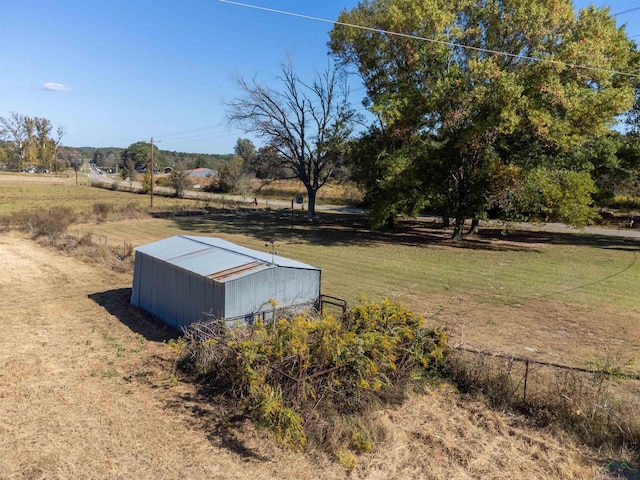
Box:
306, 188, 317, 221
467, 217, 479, 235
385, 213, 395, 229
452, 217, 465, 240
442, 216, 450, 227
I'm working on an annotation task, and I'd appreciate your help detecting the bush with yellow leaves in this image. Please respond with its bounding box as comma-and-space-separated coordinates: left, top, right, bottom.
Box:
179, 296, 448, 456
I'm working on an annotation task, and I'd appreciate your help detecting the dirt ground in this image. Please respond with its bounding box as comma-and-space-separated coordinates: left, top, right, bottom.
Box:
0, 232, 613, 479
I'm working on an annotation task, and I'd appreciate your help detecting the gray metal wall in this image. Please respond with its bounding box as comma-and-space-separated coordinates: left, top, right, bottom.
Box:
131, 252, 225, 330
224, 267, 321, 319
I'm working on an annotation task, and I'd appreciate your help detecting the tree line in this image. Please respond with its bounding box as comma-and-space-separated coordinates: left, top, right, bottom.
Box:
226, 0, 640, 235
0, 112, 65, 173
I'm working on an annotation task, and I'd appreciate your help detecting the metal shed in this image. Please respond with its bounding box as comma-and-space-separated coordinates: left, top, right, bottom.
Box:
130, 235, 321, 330
188, 167, 218, 178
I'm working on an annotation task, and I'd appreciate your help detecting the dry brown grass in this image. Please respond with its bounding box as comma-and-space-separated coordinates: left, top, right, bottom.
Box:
253, 178, 364, 205
0, 231, 606, 479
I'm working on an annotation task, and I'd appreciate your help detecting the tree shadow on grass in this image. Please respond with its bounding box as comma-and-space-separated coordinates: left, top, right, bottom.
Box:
89, 287, 270, 461
479, 227, 640, 252
160, 385, 270, 462
88, 288, 179, 343
168, 209, 539, 252
168, 208, 640, 252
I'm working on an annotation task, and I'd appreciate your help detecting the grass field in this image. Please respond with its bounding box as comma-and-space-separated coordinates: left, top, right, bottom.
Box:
2, 173, 640, 478
4, 174, 640, 366
0, 230, 604, 479
0, 173, 213, 215
73, 208, 640, 371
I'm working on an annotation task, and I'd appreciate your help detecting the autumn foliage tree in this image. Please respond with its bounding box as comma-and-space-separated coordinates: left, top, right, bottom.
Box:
330, 0, 639, 237
0, 112, 64, 172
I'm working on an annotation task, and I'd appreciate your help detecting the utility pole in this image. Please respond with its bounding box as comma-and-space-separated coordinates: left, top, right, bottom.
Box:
149, 137, 159, 209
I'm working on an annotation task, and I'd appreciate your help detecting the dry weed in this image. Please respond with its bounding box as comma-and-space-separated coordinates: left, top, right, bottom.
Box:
448, 348, 640, 466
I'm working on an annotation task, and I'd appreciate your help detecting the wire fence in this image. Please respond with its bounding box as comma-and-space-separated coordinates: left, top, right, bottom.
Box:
450, 345, 640, 407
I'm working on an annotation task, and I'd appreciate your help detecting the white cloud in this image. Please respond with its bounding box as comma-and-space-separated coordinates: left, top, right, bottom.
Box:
43, 82, 71, 92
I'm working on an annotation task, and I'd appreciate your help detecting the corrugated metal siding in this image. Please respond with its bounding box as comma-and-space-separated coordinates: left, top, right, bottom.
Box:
132, 235, 321, 329
180, 235, 317, 271
135, 236, 207, 261
224, 267, 321, 319
131, 254, 142, 306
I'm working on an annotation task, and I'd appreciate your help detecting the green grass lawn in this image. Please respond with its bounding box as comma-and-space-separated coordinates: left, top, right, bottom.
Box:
83, 210, 640, 369
83, 210, 640, 308
4, 173, 640, 368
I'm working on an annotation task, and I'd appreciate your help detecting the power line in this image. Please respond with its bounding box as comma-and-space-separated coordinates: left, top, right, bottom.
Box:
217, 0, 640, 79
613, 6, 640, 16
156, 124, 227, 141
162, 128, 243, 143
158, 131, 231, 144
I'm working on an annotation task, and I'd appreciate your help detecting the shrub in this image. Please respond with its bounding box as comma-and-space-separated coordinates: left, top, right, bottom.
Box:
141, 170, 154, 194
179, 297, 448, 457
350, 419, 373, 453
168, 169, 190, 198
13, 206, 77, 241
92, 202, 113, 222
603, 195, 640, 211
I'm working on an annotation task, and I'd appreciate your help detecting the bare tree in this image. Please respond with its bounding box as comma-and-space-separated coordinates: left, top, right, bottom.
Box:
227, 61, 358, 220
52, 125, 66, 173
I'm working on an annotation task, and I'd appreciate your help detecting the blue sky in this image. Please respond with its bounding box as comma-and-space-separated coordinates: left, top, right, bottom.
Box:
1, 0, 639, 154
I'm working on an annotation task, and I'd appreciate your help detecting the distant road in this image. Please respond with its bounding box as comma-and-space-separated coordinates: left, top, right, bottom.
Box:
504, 221, 640, 240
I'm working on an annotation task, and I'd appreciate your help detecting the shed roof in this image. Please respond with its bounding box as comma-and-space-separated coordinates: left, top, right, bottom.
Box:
134, 235, 319, 282
188, 168, 218, 178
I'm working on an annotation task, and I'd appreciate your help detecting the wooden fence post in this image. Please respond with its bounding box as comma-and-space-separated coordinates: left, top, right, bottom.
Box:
523, 359, 530, 402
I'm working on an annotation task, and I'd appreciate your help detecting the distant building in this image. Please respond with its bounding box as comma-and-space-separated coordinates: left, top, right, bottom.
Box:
131, 235, 321, 330
188, 167, 218, 178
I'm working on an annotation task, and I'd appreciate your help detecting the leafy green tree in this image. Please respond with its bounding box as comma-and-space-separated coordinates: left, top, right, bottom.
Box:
211, 155, 254, 197
0, 112, 32, 171
70, 155, 82, 185
513, 167, 598, 226
234, 138, 256, 164
330, 0, 638, 237
0, 113, 64, 172
168, 168, 189, 197
252, 145, 285, 179
33, 117, 58, 172
0, 143, 8, 170
610, 133, 640, 199
120, 141, 151, 171
120, 157, 135, 181
227, 60, 359, 219
349, 127, 430, 226
141, 169, 156, 194
119, 140, 165, 192
193, 155, 211, 169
